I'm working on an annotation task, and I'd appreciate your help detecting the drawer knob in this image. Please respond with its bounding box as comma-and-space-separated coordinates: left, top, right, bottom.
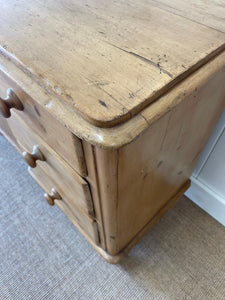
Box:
22, 145, 45, 168
44, 188, 62, 206
0, 89, 24, 118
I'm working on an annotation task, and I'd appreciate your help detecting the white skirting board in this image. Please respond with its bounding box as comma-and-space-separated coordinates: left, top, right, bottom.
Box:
185, 176, 225, 226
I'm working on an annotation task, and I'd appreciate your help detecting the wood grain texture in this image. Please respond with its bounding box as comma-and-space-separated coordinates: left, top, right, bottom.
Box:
103, 180, 191, 263
0, 116, 21, 152
94, 148, 119, 254
1, 50, 225, 150
6, 113, 94, 217
96, 57, 225, 254
1, 0, 225, 262
148, 0, 225, 34
0, 0, 225, 127
0, 69, 87, 176
82, 142, 107, 249
2, 49, 224, 257
29, 166, 99, 244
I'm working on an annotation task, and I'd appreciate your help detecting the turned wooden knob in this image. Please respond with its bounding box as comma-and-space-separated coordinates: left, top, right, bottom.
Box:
22, 145, 46, 168
0, 89, 24, 118
44, 188, 62, 206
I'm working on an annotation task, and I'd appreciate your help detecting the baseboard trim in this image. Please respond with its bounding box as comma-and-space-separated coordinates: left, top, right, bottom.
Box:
185, 176, 225, 226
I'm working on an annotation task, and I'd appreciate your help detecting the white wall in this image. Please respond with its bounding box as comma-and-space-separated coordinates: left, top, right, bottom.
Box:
185, 109, 225, 226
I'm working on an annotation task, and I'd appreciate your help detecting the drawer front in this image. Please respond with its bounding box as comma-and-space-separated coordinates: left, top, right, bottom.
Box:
7, 113, 94, 216
29, 166, 99, 244
0, 115, 21, 151
0, 69, 87, 177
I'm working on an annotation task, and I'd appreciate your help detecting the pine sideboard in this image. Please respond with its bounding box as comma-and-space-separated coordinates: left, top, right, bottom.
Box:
0, 0, 225, 263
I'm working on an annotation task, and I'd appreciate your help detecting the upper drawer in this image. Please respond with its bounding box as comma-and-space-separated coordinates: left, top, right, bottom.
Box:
0, 69, 87, 177
6, 112, 94, 217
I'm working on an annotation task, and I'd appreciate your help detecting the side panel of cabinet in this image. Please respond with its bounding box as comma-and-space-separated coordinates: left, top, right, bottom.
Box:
94, 61, 225, 255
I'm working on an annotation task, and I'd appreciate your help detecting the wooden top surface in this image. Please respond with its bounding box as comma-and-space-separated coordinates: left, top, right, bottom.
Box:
0, 0, 225, 128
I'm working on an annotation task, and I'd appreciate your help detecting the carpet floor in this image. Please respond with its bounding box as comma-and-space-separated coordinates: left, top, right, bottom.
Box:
0, 135, 225, 300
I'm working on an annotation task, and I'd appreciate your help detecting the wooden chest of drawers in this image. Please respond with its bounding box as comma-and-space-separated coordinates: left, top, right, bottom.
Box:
0, 0, 225, 263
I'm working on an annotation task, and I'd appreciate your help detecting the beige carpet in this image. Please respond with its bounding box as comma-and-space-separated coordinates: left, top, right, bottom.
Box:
0, 135, 225, 300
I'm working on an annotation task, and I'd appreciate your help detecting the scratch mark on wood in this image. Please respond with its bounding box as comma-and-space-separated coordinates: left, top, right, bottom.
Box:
135, 87, 143, 94
85, 77, 129, 114
129, 92, 135, 98
99, 99, 107, 107
157, 160, 163, 168
34, 105, 41, 117
109, 43, 173, 78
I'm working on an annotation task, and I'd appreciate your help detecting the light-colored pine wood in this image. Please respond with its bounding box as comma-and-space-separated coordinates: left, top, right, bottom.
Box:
29, 166, 99, 244
1, 1, 225, 262
148, 0, 225, 34
0, 0, 224, 127
82, 142, 107, 250
106, 180, 191, 263
0, 116, 22, 152
1, 43, 225, 260
6, 113, 94, 217
1, 51, 225, 150
0, 69, 87, 176
94, 53, 225, 254
94, 148, 119, 254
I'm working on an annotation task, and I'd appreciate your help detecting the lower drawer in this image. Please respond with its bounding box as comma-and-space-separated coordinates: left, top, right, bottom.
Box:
4, 112, 94, 216
29, 166, 99, 244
